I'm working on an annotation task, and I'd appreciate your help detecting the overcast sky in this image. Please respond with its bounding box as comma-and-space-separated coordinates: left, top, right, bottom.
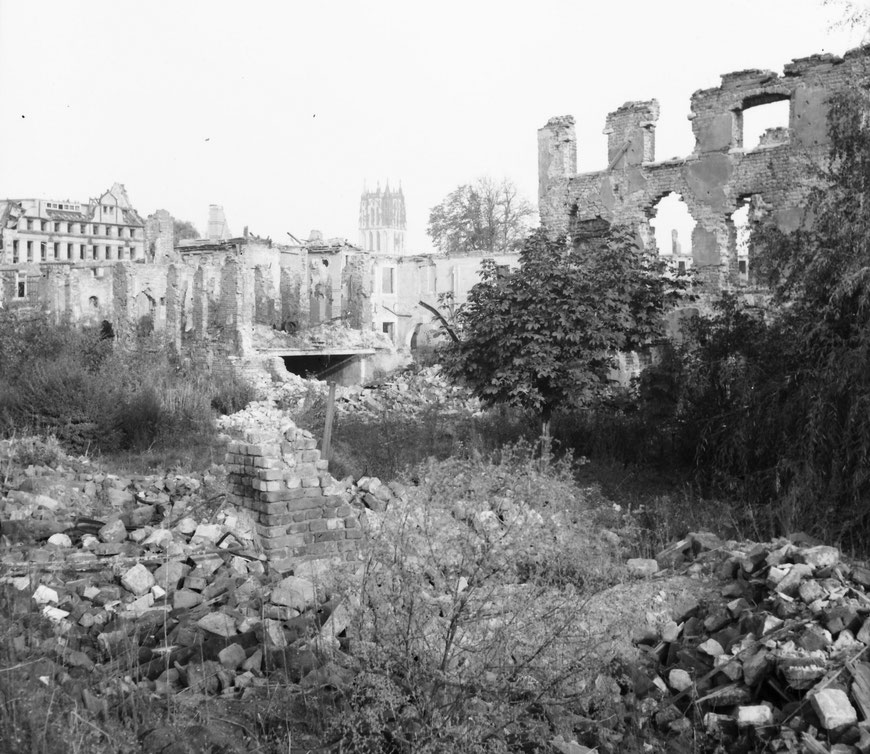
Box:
0, 1, 865, 253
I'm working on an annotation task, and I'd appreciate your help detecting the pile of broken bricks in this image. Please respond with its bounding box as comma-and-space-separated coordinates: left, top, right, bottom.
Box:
0, 453, 362, 715
621, 533, 870, 753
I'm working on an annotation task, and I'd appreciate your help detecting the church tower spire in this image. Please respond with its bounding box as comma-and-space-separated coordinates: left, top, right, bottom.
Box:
359, 181, 406, 254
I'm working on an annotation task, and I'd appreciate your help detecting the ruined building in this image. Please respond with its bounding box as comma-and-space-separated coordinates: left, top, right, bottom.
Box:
0, 183, 145, 304
360, 181, 521, 350
538, 45, 870, 290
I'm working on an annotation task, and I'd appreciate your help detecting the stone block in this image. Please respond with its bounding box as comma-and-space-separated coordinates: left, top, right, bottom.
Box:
99, 518, 127, 543
736, 705, 773, 728
218, 643, 247, 670
121, 563, 155, 596
811, 688, 857, 730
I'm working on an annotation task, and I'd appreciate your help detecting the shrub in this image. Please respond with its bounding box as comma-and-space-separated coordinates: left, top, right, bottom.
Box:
210, 373, 257, 416
328, 445, 626, 752
113, 388, 165, 450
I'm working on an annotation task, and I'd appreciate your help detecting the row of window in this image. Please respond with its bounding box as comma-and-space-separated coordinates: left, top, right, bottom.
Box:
7, 239, 139, 263
18, 218, 139, 238
45, 202, 80, 211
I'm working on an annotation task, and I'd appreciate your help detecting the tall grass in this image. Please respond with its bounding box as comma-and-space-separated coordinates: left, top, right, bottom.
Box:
0, 310, 255, 464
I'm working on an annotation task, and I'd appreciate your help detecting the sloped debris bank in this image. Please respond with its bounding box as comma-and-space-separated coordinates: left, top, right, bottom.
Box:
595, 533, 870, 753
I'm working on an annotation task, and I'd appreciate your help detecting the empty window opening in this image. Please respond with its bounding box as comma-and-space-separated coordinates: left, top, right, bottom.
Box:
738, 99, 790, 151
649, 193, 695, 268
89, 295, 99, 309
382, 322, 395, 341
16, 277, 26, 299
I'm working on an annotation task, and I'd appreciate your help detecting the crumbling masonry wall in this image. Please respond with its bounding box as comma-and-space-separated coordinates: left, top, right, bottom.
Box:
224, 425, 361, 563
538, 46, 870, 288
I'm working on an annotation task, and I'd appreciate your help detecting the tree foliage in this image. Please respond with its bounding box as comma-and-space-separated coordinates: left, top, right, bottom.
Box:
441, 228, 688, 428
427, 177, 534, 254
173, 218, 199, 242
667, 85, 870, 545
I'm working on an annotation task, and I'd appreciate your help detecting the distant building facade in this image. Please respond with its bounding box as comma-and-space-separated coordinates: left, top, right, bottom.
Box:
0, 183, 145, 310
359, 182, 406, 255
360, 180, 521, 349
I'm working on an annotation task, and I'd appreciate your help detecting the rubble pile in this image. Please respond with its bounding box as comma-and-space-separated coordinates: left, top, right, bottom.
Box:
0, 450, 363, 739
218, 363, 479, 440
334, 364, 480, 419
608, 533, 870, 752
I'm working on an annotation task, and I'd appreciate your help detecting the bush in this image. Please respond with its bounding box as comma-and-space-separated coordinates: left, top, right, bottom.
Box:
210, 372, 257, 416
328, 445, 627, 752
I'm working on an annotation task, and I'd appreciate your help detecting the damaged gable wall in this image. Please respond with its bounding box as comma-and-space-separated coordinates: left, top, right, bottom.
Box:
538, 46, 870, 289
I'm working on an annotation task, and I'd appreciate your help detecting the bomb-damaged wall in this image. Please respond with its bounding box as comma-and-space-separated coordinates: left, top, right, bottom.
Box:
1, 234, 376, 373
538, 46, 870, 289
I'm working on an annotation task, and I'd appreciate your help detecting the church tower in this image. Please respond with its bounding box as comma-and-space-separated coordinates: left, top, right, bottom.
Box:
359, 181, 406, 254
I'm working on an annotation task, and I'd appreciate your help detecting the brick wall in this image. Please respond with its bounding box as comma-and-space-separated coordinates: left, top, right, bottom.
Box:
224, 424, 361, 564
537, 45, 870, 291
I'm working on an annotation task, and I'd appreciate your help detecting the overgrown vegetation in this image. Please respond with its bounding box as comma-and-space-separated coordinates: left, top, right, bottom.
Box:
321, 444, 642, 753
0, 311, 255, 463
646, 86, 870, 550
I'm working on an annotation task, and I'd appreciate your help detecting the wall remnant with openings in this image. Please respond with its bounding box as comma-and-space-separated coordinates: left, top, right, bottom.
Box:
538, 46, 870, 288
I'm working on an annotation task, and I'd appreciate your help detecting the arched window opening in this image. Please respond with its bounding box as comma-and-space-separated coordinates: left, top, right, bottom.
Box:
649, 193, 696, 272
89, 295, 99, 309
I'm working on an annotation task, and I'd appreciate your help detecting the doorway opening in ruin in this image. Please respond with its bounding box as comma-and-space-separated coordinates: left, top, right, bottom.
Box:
737, 97, 790, 150
649, 193, 695, 270
730, 196, 760, 283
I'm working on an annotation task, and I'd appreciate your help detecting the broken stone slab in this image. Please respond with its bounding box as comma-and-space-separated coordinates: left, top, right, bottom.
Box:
153, 560, 190, 591
197, 612, 237, 638
270, 576, 316, 612
191, 523, 222, 546
626, 558, 659, 578
798, 545, 840, 569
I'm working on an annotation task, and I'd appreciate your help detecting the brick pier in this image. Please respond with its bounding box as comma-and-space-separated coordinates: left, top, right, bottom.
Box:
224, 424, 361, 564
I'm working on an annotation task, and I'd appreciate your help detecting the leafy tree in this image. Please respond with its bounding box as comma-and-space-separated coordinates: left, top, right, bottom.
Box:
173, 218, 199, 242
441, 228, 688, 438
427, 177, 534, 254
